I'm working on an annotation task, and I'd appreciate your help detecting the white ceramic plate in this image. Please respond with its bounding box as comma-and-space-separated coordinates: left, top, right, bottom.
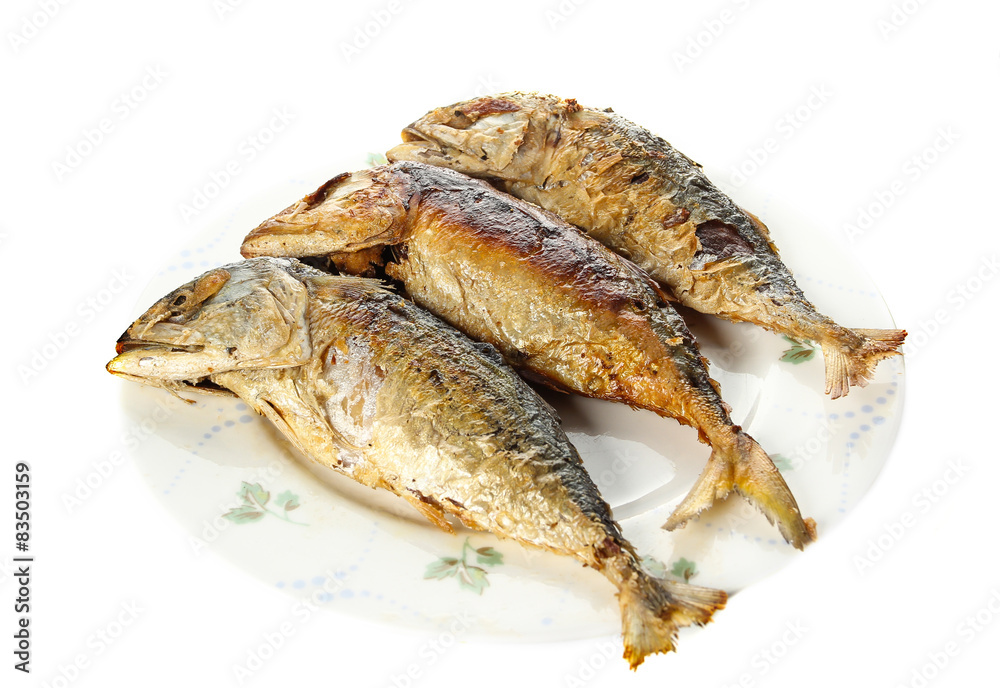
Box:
117, 157, 905, 641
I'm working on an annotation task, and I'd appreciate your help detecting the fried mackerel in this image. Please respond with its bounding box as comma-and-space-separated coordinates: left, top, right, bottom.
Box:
240, 163, 816, 549
106, 258, 726, 668
387, 92, 906, 399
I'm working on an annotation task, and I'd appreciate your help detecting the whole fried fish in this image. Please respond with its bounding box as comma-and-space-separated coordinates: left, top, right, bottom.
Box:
386, 92, 906, 399
106, 257, 726, 668
240, 163, 816, 548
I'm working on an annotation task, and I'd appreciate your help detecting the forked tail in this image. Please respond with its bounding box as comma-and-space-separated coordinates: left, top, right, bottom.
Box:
618, 566, 726, 669
822, 328, 907, 399
662, 433, 816, 549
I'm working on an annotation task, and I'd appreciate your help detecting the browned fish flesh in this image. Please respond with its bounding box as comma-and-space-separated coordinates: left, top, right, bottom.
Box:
106, 257, 726, 668
386, 92, 906, 399
240, 163, 816, 549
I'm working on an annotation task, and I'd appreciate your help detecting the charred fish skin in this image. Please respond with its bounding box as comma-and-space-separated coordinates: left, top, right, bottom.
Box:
386, 92, 906, 399
241, 163, 816, 550
107, 258, 726, 669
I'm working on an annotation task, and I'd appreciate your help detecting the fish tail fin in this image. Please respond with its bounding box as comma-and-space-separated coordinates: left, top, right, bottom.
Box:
821, 328, 906, 399
848, 328, 907, 392
618, 568, 726, 669
662, 433, 816, 549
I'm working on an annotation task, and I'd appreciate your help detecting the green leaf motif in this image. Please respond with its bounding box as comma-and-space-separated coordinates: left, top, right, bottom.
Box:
771, 454, 795, 472
365, 152, 388, 167
671, 557, 698, 582
223, 505, 265, 523
238, 481, 270, 507
458, 564, 490, 595
425, 538, 502, 595
475, 546, 504, 567
424, 558, 460, 580
640, 555, 669, 579
779, 335, 817, 364
275, 490, 301, 511
224, 481, 308, 526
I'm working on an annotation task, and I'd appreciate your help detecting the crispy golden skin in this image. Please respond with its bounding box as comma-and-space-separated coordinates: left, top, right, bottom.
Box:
107, 258, 726, 668
387, 92, 906, 399
241, 163, 816, 549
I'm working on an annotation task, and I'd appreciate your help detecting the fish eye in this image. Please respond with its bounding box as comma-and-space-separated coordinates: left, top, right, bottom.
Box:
173, 295, 187, 305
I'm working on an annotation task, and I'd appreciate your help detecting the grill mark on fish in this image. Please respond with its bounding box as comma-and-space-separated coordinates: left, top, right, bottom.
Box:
461, 97, 521, 118
694, 220, 755, 261
397, 162, 650, 319
661, 207, 690, 230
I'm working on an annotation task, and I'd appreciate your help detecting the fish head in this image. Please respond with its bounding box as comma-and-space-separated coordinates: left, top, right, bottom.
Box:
107, 258, 312, 390
241, 168, 407, 260
387, 92, 573, 183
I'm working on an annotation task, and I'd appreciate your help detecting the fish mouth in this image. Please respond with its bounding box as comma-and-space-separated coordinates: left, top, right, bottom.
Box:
400, 126, 431, 144
388, 127, 445, 163
106, 354, 230, 399
115, 337, 204, 356
106, 339, 223, 384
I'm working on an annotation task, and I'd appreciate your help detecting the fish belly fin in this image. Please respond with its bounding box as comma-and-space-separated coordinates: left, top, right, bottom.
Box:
402, 491, 455, 534
618, 570, 726, 669
662, 433, 816, 549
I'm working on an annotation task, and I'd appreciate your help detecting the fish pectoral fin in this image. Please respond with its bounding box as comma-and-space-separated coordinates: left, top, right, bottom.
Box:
403, 490, 455, 534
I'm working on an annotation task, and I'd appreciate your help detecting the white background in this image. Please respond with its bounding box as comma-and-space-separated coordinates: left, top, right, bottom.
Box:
3, 0, 999, 686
